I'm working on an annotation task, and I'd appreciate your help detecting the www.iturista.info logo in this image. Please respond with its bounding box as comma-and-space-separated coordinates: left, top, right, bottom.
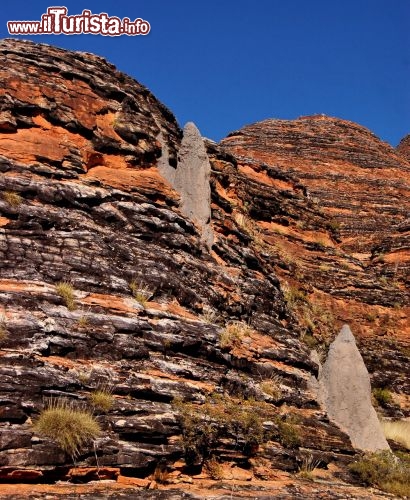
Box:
7, 6, 151, 36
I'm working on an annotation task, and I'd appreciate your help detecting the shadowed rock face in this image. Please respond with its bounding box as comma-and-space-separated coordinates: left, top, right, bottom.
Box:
0, 39, 408, 498
318, 325, 390, 451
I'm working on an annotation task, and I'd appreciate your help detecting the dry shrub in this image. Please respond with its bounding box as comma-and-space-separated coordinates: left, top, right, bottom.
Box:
205, 456, 224, 480
152, 464, 169, 484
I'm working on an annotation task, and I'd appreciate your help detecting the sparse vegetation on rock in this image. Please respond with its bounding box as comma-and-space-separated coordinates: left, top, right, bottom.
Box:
349, 451, 410, 497
297, 453, 322, 479
259, 374, 283, 401
275, 419, 301, 449
372, 387, 393, 407
56, 281, 76, 311
129, 280, 153, 306
0, 38, 408, 498
283, 283, 335, 346
219, 321, 253, 349
76, 314, 89, 329
33, 399, 101, 459
204, 456, 224, 479
173, 394, 272, 464
0, 314, 8, 343
89, 388, 114, 413
2, 190, 22, 207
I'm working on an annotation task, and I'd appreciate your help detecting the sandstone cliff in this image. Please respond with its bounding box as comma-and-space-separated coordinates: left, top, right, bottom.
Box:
219, 115, 410, 401
0, 39, 408, 498
398, 134, 410, 161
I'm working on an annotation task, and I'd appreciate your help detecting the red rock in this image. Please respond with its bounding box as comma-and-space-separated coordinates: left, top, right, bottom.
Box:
67, 467, 120, 481
117, 475, 150, 487
397, 134, 410, 161
0, 468, 43, 480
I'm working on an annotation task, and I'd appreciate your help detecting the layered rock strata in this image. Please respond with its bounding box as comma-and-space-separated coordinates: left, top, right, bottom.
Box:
0, 39, 408, 498
0, 38, 351, 484
218, 116, 410, 407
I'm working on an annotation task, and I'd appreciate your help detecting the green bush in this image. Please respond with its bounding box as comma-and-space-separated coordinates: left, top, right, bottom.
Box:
349, 451, 410, 497
33, 399, 101, 459
372, 387, 392, 406
173, 394, 271, 464
276, 420, 301, 449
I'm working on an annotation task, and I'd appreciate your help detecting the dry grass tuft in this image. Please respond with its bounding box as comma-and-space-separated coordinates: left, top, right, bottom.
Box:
2, 191, 23, 207
0, 313, 8, 343
129, 281, 153, 306
298, 453, 322, 479
382, 420, 410, 450
56, 282, 76, 311
201, 307, 219, 325
76, 315, 89, 329
259, 374, 283, 401
220, 321, 253, 349
33, 399, 101, 459
89, 387, 114, 413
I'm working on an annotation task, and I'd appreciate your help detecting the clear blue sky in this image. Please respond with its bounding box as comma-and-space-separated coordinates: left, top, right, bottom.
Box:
1, 1, 409, 146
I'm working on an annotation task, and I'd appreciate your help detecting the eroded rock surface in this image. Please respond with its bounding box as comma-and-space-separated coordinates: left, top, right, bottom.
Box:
318, 325, 390, 451
397, 134, 410, 161
0, 39, 408, 498
219, 116, 410, 410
